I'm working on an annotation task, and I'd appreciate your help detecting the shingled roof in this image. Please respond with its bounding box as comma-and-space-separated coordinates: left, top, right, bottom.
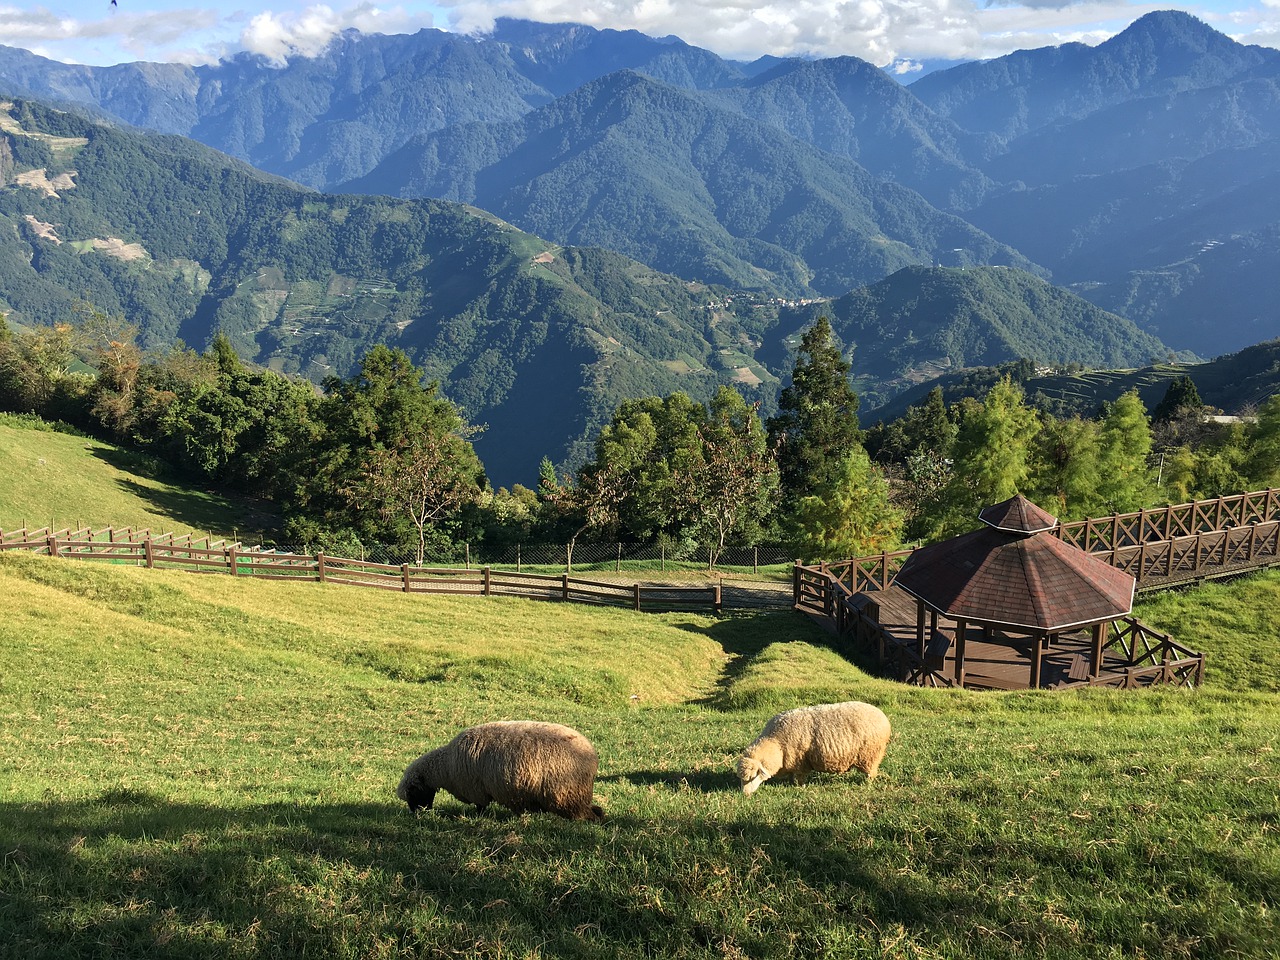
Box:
894, 494, 1136, 632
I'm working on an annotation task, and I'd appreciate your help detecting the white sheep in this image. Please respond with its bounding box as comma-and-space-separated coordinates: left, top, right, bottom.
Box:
736, 701, 891, 795
396, 720, 604, 820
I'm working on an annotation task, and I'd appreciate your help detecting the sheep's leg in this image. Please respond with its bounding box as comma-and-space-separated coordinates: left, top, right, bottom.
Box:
792, 768, 809, 786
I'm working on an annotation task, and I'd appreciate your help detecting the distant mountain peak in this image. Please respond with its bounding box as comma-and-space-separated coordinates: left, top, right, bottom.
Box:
1107, 9, 1235, 50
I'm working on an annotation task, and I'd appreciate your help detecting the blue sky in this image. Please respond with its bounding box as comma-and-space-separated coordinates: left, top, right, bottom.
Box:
6, 1, 1279, 74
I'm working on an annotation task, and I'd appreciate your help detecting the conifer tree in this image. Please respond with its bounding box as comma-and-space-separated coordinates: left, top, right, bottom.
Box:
923, 376, 1039, 538
1096, 390, 1154, 512
792, 445, 902, 561
767, 317, 862, 525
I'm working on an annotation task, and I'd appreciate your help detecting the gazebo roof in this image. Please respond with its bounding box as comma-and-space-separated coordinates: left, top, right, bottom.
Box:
894, 495, 1136, 632
978, 494, 1058, 534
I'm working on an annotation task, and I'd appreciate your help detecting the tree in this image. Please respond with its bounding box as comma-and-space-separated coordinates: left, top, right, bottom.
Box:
1244, 395, 1280, 488
683, 387, 779, 566
923, 377, 1039, 539
792, 445, 902, 561
767, 317, 862, 527
1152, 375, 1203, 423
354, 430, 482, 565
292, 345, 485, 553
1030, 415, 1102, 519
1095, 390, 1154, 512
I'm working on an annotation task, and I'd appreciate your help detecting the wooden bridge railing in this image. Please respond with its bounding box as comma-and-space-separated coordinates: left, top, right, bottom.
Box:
0, 532, 721, 614
1054, 488, 1280, 553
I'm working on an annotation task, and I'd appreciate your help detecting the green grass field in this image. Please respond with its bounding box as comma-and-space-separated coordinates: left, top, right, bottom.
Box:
0, 415, 276, 538
1, 549, 1277, 959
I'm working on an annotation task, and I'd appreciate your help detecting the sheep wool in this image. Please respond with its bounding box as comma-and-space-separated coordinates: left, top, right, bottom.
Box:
736, 701, 891, 795
397, 721, 604, 820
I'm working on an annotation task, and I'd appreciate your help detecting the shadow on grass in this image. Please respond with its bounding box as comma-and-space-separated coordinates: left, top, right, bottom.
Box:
679, 610, 885, 709
0, 785, 1178, 960
87, 445, 278, 535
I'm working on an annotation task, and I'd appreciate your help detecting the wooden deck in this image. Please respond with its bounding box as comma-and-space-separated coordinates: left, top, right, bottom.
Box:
856, 584, 1178, 690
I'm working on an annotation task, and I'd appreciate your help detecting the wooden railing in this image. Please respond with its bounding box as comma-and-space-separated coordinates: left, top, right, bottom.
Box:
797, 550, 915, 602
1054, 488, 1280, 552
0, 528, 721, 614
1077, 618, 1206, 690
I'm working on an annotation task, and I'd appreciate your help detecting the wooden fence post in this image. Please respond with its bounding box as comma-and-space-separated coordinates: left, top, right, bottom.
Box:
483, 566, 492, 597
562, 574, 570, 602
402, 563, 411, 592
47, 535, 58, 558
633, 583, 641, 611
793, 561, 801, 607
712, 583, 722, 614
144, 537, 154, 568
317, 552, 327, 583
228, 545, 237, 575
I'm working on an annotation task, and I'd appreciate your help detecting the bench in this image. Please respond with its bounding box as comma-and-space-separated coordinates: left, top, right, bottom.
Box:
925, 630, 952, 669
1067, 654, 1091, 682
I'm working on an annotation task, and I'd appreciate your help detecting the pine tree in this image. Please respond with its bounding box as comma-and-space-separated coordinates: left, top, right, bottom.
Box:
767, 317, 862, 525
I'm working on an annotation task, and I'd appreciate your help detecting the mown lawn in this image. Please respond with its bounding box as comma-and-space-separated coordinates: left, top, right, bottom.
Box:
1, 552, 1276, 959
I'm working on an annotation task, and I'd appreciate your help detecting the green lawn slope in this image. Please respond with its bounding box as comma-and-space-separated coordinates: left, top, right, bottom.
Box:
0, 415, 276, 538
1, 550, 1276, 958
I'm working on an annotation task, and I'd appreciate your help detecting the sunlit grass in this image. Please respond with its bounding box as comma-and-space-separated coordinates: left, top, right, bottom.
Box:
0, 417, 274, 536
1, 552, 1277, 959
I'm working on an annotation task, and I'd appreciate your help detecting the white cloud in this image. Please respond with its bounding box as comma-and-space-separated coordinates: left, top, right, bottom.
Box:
0, 5, 222, 64
240, 3, 428, 62
433, 0, 1142, 64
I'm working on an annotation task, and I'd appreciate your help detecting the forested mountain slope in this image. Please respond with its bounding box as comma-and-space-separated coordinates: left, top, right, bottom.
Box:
340, 70, 1035, 297
776, 266, 1173, 408
0, 99, 780, 483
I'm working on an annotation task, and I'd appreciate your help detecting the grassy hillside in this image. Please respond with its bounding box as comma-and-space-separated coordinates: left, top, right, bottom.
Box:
0, 415, 275, 537
1, 550, 1276, 958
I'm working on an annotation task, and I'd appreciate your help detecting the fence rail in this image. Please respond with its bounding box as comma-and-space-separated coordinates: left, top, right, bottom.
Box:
0, 531, 722, 614
1054, 488, 1280, 552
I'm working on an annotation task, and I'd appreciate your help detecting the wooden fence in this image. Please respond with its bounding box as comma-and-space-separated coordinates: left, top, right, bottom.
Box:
0, 527, 721, 614
1053, 488, 1280, 552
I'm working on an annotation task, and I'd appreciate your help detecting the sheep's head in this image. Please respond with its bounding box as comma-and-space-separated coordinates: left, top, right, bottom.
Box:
736, 755, 771, 796
397, 778, 437, 812
396, 762, 438, 812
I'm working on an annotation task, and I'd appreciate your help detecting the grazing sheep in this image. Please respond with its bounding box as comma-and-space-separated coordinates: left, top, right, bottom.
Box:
736, 701, 891, 795
397, 721, 604, 820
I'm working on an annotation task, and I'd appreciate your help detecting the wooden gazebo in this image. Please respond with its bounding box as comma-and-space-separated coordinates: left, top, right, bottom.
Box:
893, 494, 1138, 689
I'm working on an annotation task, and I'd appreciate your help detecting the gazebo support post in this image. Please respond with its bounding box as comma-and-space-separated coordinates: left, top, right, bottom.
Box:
1030, 631, 1044, 688
955, 618, 967, 688
1091, 623, 1105, 678
916, 600, 926, 660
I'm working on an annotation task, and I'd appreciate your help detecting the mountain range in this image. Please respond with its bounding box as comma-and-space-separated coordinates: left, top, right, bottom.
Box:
0, 10, 1277, 481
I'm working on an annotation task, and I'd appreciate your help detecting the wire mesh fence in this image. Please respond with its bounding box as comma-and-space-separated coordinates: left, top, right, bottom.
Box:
282, 542, 799, 579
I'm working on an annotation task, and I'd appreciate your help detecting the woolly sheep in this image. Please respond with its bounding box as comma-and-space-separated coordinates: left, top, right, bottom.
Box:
736, 701, 891, 795
396, 720, 604, 820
